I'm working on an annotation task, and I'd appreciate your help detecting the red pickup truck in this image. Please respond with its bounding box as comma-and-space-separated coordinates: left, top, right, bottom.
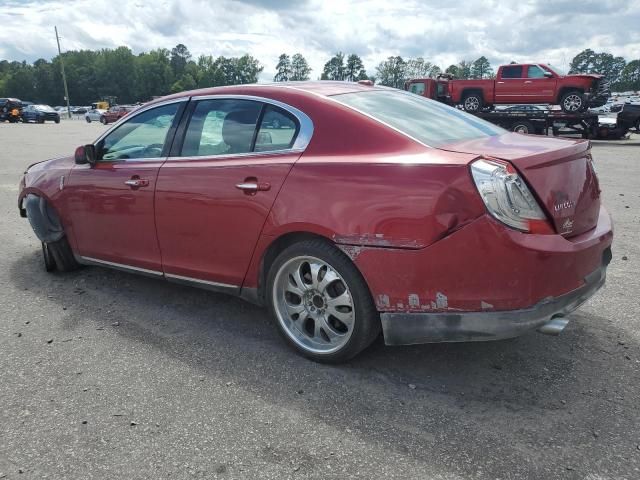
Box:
411, 64, 609, 113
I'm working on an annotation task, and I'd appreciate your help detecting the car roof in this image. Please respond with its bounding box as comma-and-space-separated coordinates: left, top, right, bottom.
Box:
148, 81, 385, 107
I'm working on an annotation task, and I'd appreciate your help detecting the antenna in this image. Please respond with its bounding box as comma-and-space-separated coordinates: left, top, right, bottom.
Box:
55, 26, 72, 119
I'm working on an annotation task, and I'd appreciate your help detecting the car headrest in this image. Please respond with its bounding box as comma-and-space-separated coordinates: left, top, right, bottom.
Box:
222, 110, 256, 153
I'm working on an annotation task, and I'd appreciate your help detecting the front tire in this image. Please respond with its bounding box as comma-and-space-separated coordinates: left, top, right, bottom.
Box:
46, 236, 80, 272
462, 93, 483, 112
100, 116, 107, 125
560, 90, 585, 113
85, 117, 91, 123
266, 239, 380, 363
42, 242, 56, 272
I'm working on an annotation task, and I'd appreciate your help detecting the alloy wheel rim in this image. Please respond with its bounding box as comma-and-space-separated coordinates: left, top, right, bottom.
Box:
273, 256, 355, 354
564, 94, 582, 111
465, 97, 480, 110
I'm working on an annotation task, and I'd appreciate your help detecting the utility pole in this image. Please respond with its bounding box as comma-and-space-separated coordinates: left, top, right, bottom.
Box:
55, 26, 72, 119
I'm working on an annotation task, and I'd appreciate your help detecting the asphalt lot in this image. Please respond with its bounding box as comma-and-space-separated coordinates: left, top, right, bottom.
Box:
1, 119, 639, 479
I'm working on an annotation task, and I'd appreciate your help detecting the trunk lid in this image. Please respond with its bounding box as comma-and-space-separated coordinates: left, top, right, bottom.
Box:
442, 133, 601, 237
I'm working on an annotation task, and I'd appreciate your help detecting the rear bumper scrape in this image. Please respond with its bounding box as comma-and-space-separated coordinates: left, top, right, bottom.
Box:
381, 253, 609, 346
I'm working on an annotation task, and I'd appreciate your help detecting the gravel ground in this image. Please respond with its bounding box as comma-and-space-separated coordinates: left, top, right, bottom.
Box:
1, 120, 639, 479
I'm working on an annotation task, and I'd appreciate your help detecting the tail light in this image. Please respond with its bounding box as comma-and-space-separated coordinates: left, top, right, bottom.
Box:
470, 158, 554, 234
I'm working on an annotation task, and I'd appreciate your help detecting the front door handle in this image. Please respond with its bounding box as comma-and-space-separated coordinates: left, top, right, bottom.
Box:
235, 180, 271, 194
124, 178, 149, 188
524, 80, 532, 84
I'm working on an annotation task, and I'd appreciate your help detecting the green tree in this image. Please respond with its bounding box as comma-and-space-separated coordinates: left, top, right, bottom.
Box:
290, 53, 311, 81
136, 49, 173, 100
274, 54, 292, 82
375, 56, 406, 88
405, 57, 432, 79
345, 54, 366, 81
616, 60, 640, 91
570, 49, 626, 85
321, 53, 345, 80
170, 44, 191, 78
470, 56, 492, 79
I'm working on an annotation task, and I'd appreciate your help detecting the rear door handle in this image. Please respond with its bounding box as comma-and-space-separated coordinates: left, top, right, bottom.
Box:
124, 178, 149, 188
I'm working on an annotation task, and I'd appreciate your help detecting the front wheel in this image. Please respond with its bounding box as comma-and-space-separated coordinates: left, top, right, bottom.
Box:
100, 116, 107, 125
266, 239, 380, 363
560, 91, 585, 113
85, 117, 91, 123
46, 236, 80, 272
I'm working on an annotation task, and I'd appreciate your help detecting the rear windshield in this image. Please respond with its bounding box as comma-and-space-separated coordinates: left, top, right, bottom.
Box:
334, 90, 504, 148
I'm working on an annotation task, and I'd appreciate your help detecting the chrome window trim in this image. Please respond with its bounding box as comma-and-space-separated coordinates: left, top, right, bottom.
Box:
188, 94, 314, 151
166, 148, 305, 162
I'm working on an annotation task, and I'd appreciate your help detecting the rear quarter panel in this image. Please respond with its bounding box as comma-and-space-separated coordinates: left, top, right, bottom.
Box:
449, 80, 495, 103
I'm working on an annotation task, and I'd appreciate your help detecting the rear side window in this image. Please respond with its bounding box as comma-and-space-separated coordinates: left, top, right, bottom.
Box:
501, 66, 523, 79
334, 90, 504, 148
182, 99, 262, 157
255, 106, 298, 152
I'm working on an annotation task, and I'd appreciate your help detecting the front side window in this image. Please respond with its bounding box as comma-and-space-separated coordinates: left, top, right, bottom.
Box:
334, 90, 504, 148
527, 65, 546, 78
182, 99, 262, 157
99, 102, 179, 161
408, 82, 426, 95
501, 66, 523, 79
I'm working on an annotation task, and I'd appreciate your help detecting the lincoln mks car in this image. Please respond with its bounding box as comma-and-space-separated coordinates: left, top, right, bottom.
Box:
18, 81, 613, 362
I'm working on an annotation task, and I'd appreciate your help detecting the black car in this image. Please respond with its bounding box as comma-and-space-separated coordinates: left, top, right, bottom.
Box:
0, 98, 23, 123
21, 104, 60, 124
617, 103, 640, 133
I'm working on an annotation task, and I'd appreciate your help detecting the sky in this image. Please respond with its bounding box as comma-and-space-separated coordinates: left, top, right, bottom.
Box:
1, 0, 639, 82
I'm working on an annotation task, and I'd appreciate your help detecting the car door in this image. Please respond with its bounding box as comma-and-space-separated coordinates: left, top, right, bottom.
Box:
155, 96, 311, 291
495, 65, 526, 103
64, 99, 186, 272
524, 65, 556, 103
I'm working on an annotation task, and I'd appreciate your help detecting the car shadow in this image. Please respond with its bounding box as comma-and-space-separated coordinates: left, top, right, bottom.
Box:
8, 250, 639, 478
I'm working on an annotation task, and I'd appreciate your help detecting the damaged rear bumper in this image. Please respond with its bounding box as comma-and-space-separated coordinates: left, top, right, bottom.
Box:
381, 258, 609, 346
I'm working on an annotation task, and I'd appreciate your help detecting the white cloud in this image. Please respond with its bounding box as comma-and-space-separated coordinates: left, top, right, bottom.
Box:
1, 0, 638, 82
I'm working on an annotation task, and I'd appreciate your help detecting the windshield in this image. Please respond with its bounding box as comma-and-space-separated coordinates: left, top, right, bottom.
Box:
36, 105, 54, 112
334, 89, 504, 148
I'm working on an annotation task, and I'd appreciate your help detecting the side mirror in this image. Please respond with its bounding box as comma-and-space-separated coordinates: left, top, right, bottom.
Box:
543, 71, 553, 78
74, 144, 96, 165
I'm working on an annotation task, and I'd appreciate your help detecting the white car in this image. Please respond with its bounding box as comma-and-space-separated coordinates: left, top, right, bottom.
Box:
84, 108, 106, 123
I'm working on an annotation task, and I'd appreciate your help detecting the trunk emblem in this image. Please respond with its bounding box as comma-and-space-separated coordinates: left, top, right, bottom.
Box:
561, 218, 574, 232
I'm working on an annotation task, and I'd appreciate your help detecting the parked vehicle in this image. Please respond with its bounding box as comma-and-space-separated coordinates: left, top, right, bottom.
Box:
18, 82, 613, 362
101, 105, 135, 124
617, 103, 640, 132
72, 106, 89, 115
84, 108, 107, 123
445, 64, 609, 113
21, 104, 60, 123
406, 78, 602, 137
0, 97, 23, 122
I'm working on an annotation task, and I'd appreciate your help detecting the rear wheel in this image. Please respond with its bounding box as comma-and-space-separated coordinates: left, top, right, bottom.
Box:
512, 120, 535, 134
560, 90, 585, 113
100, 116, 107, 125
85, 117, 91, 123
462, 93, 483, 112
266, 239, 380, 363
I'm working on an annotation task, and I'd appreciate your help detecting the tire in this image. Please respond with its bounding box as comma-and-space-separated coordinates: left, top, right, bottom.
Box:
37, 117, 44, 124
47, 236, 80, 272
55, 118, 60, 124
462, 92, 483, 112
266, 239, 380, 363
42, 242, 56, 272
100, 116, 107, 125
635, 119, 640, 133
560, 90, 585, 113
511, 120, 535, 134
85, 117, 91, 123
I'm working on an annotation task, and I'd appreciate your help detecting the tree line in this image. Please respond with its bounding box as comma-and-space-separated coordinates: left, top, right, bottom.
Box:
0, 44, 262, 105
2, 45, 639, 106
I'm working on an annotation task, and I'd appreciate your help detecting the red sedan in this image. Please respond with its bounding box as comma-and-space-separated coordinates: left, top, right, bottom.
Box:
18, 81, 613, 362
